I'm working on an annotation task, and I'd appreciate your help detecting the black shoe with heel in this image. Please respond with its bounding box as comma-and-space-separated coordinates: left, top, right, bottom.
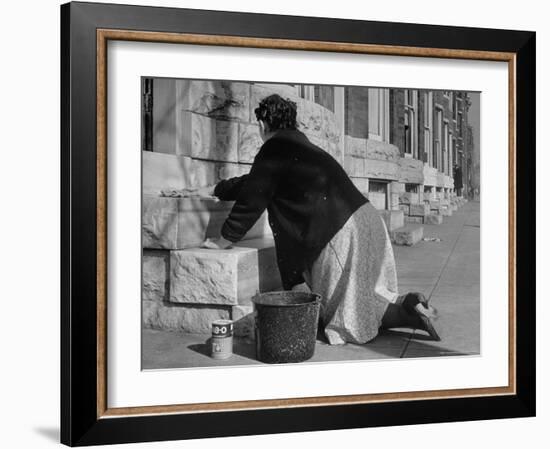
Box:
399, 292, 441, 341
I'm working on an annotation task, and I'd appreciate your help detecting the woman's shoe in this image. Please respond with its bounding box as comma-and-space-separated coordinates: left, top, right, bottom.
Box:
398, 292, 436, 315
412, 303, 441, 341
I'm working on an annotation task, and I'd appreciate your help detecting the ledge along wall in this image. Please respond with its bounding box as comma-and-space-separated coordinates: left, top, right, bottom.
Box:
142, 79, 472, 336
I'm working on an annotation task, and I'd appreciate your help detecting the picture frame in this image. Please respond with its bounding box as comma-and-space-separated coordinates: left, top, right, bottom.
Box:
60, 1, 535, 446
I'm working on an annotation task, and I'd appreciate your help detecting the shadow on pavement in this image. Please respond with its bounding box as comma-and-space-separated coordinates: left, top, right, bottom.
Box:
188, 337, 258, 362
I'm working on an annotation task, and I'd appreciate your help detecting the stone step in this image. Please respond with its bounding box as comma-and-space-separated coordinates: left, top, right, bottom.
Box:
141, 238, 281, 307
379, 209, 405, 232
425, 213, 443, 225
142, 194, 271, 250
399, 204, 410, 215
170, 237, 282, 306
142, 238, 280, 335
390, 224, 424, 246
409, 203, 430, 217
404, 216, 423, 224
142, 300, 254, 336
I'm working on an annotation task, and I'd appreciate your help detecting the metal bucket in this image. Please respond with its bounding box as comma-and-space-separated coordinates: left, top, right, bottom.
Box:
252, 291, 321, 364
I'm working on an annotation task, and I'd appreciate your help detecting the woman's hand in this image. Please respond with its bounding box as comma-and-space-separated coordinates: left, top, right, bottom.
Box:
201, 237, 233, 250
291, 282, 310, 293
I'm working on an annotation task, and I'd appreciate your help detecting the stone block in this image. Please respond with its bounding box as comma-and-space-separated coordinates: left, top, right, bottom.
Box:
399, 192, 419, 205
181, 112, 238, 162
142, 195, 271, 250
390, 181, 405, 193
425, 213, 443, 225
238, 122, 262, 163
297, 99, 324, 137
366, 139, 400, 162
423, 165, 438, 187
451, 204, 458, 211
345, 135, 367, 158
422, 192, 434, 203
143, 151, 193, 195
391, 224, 424, 246
143, 152, 248, 195
143, 300, 231, 333
253, 83, 298, 97
143, 250, 170, 303
326, 138, 343, 165
322, 108, 341, 143
409, 203, 430, 217
389, 193, 400, 210
441, 207, 453, 217
181, 80, 250, 122
379, 209, 405, 232
398, 157, 424, 184
169, 238, 281, 306
405, 216, 423, 224
399, 204, 410, 215
232, 304, 255, 338
364, 158, 399, 180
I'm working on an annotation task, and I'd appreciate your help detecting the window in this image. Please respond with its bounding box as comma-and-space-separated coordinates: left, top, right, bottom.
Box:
368, 180, 388, 210
403, 89, 418, 157
434, 108, 443, 172
368, 88, 390, 142
443, 121, 449, 175
423, 92, 433, 166
448, 135, 454, 175
297, 85, 315, 101
142, 78, 153, 151
314, 85, 335, 112
453, 97, 459, 122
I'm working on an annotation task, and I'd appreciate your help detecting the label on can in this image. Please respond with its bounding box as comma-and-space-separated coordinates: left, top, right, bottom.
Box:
212, 319, 233, 337
211, 335, 233, 359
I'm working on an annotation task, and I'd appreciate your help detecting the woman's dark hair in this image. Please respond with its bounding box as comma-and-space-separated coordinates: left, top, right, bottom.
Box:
254, 94, 298, 131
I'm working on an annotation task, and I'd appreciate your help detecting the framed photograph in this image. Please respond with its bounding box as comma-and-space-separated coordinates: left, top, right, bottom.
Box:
61, 1, 535, 446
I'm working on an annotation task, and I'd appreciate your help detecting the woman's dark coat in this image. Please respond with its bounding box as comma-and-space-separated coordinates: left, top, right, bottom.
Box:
214, 129, 367, 289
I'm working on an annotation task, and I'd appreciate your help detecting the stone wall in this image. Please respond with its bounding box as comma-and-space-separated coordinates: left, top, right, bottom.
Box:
145, 79, 342, 193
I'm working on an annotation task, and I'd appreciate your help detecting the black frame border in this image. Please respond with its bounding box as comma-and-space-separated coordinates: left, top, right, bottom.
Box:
61, 2, 535, 446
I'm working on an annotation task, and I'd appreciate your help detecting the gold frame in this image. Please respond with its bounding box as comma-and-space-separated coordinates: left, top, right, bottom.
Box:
96, 29, 516, 419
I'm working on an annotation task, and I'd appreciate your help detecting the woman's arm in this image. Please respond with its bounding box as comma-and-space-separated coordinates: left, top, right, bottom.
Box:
160, 185, 215, 198
214, 175, 249, 201
221, 141, 282, 243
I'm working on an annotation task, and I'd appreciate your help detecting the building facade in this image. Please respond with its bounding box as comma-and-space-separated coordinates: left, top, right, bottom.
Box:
143, 79, 475, 211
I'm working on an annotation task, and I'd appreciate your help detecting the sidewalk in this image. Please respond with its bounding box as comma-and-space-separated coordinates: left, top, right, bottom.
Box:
142, 201, 480, 369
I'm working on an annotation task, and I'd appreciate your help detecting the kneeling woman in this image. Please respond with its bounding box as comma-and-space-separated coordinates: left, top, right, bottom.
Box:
179, 94, 439, 344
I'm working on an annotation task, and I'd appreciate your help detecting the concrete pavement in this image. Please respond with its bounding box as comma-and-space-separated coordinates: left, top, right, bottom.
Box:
142, 201, 480, 369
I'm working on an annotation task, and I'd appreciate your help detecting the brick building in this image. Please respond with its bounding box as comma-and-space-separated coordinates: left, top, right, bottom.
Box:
141, 79, 474, 335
